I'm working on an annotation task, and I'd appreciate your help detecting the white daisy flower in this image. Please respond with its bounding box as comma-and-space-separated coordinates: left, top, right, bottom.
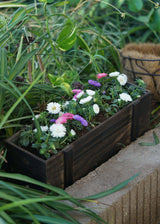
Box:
32, 114, 40, 120
40, 126, 48, 132
33, 126, 48, 133
86, 89, 95, 96
117, 74, 127, 86
119, 93, 132, 102
46, 102, 61, 114
109, 71, 120, 77
70, 129, 76, 136
76, 90, 84, 98
79, 96, 92, 104
93, 104, 100, 114
50, 123, 66, 138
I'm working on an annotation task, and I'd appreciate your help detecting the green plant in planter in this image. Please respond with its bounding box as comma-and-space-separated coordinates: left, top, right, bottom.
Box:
19, 71, 146, 159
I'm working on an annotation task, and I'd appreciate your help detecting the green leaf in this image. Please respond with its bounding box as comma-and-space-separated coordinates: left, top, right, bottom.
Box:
38, 0, 48, 2
153, 131, 159, 144
57, 20, 77, 51
60, 82, 72, 96
62, 70, 79, 83
8, 8, 26, 26
138, 8, 154, 23
0, 172, 70, 197
139, 131, 159, 146
8, 49, 38, 81
24, 215, 75, 224
0, 48, 7, 112
0, 214, 14, 224
16, 34, 24, 63
0, 72, 44, 130
128, 0, 143, 12
54, 1, 69, 7
149, 8, 160, 32
48, 73, 57, 84
0, 3, 26, 8
83, 173, 139, 200
117, 0, 125, 7
77, 35, 91, 53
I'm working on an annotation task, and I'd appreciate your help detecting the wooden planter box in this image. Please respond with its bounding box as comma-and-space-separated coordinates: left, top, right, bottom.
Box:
5, 90, 151, 189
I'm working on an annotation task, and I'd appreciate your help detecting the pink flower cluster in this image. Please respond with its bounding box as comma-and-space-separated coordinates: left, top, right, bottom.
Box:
56, 113, 74, 124
97, 73, 108, 79
55, 113, 88, 127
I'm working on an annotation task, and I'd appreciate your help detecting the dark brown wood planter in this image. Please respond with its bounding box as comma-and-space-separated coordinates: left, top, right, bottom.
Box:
5, 90, 151, 189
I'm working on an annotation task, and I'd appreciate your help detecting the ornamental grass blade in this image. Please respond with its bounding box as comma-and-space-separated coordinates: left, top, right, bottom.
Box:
0, 172, 71, 197
0, 181, 48, 217
0, 47, 7, 113
139, 131, 159, 146
18, 215, 77, 224
83, 173, 139, 200
153, 131, 159, 144
0, 211, 16, 224
0, 196, 72, 212
0, 3, 26, 8
8, 49, 38, 81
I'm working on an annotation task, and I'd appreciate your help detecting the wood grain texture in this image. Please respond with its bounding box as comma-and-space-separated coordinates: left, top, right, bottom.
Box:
131, 91, 151, 140
64, 104, 132, 185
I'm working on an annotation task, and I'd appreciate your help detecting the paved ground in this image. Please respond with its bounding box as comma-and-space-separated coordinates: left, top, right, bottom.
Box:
66, 125, 160, 224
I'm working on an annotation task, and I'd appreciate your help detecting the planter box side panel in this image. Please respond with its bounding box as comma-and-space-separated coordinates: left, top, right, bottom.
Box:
64, 105, 132, 187
46, 152, 64, 189
5, 141, 47, 183
131, 91, 151, 140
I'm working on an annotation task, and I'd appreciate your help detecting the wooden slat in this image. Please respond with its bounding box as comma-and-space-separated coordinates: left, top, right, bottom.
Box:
131, 91, 151, 140
5, 137, 46, 183
68, 105, 132, 182
46, 152, 64, 189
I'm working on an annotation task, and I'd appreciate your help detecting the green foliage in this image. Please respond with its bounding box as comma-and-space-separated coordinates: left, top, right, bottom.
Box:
128, 0, 143, 12
57, 20, 77, 51
139, 131, 159, 146
0, 172, 138, 223
150, 7, 160, 32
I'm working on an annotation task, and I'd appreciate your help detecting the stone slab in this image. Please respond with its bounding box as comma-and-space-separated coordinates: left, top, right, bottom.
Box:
66, 126, 160, 224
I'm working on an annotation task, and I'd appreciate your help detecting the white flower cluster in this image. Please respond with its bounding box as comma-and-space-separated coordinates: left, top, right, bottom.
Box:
109, 71, 127, 86
74, 89, 100, 115
109, 71, 133, 102
46, 102, 61, 114
119, 93, 132, 102
50, 123, 66, 138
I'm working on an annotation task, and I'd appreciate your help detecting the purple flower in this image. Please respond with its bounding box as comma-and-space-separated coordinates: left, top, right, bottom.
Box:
73, 115, 88, 126
88, 80, 101, 87
102, 91, 106, 94
50, 119, 56, 122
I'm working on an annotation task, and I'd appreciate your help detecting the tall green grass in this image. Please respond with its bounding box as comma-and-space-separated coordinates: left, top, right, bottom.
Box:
0, 172, 139, 224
